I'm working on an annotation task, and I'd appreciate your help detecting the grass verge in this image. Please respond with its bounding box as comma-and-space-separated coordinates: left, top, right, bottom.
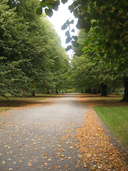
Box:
93, 106, 128, 151
0, 107, 11, 113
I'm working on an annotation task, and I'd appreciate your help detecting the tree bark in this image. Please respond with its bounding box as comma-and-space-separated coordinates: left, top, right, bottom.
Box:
47, 89, 50, 94
92, 89, 97, 94
32, 90, 35, 96
97, 88, 101, 94
121, 76, 128, 102
86, 88, 92, 94
55, 89, 58, 94
101, 83, 108, 96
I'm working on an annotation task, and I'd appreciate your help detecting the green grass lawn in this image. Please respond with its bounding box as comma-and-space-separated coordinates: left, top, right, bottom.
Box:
0, 107, 11, 113
93, 106, 128, 150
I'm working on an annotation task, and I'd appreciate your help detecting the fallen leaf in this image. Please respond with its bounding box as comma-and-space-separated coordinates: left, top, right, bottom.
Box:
28, 162, 32, 166
60, 154, 65, 157
2, 160, 6, 165
78, 154, 82, 158
74, 106, 128, 170
68, 157, 71, 159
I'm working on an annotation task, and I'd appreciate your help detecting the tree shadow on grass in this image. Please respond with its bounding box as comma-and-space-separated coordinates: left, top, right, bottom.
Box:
77, 94, 128, 107
0, 94, 83, 108
0, 98, 54, 109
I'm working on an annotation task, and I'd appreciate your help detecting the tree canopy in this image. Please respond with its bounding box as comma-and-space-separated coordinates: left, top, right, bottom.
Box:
0, 0, 70, 97
39, 0, 128, 101
1, 0, 128, 101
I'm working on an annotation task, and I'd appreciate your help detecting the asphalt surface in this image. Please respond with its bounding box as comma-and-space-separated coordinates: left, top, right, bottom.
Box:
0, 95, 89, 171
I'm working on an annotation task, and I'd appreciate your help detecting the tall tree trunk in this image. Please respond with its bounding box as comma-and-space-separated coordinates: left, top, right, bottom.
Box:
55, 89, 58, 94
97, 88, 101, 94
47, 89, 50, 94
92, 89, 97, 94
32, 90, 35, 96
121, 76, 128, 102
86, 88, 92, 94
101, 83, 108, 96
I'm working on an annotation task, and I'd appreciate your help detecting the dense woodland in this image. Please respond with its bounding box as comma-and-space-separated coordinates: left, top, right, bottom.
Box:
0, 0, 128, 101
0, 0, 70, 96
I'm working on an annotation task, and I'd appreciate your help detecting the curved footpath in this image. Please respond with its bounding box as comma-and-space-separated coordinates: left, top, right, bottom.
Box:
0, 94, 127, 171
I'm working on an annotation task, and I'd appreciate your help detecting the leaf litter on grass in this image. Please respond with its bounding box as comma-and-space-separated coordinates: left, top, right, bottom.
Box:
74, 108, 128, 170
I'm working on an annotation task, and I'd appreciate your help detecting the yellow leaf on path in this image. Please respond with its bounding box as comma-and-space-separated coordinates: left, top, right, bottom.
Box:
2, 160, 6, 165
78, 154, 82, 158
28, 162, 32, 166
60, 154, 65, 157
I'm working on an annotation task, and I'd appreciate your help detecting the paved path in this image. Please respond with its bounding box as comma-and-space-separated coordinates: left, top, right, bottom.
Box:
0, 95, 89, 171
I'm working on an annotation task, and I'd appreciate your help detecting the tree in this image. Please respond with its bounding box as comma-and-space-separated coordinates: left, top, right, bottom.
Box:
68, 0, 128, 101
70, 29, 123, 96
41, 0, 128, 101
0, 0, 70, 96
39, 17, 70, 93
38, 0, 128, 60
0, 0, 31, 96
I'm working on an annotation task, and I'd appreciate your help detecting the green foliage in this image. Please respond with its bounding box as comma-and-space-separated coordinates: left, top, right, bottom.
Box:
65, 45, 72, 52
38, 0, 60, 15
38, 0, 128, 62
38, 0, 128, 100
61, 19, 70, 30
0, 0, 70, 96
70, 0, 128, 64
72, 36, 78, 41
61, 0, 68, 4
2, 0, 128, 98
70, 29, 123, 94
66, 36, 72, 44
61, 19, 77, 51
36, 7, 42, 15
65, 31, 70, 36
45, 8, 53, 17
